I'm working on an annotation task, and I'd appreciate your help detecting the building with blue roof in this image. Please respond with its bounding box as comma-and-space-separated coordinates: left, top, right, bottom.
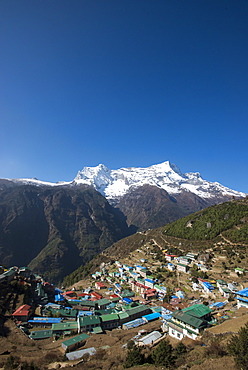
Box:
122, 318, 146, 330
54, 288, 63, 294
167, 263, 175, 271
130, 271, 138, 280
209, 302, 227, 309
78, 311, 93, 316
236, 287, 248, 309
142, 312, 161, 322
144, 278, 155, 289
135, 265, 145, 271
55, 293, 65, 302
28, 317, 62, 328
123, 297, 133, 304
175, 290, 185, 299
201, 281, 214, 294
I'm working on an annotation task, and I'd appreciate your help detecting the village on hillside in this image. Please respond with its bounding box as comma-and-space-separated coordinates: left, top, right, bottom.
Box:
1, 239, 248, 366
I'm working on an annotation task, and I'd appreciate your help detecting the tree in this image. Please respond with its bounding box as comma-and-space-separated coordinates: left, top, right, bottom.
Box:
151, 339, 175, 368
174, 342, 187, 358
227, 322, 248, 369
4, 356, 19, 369
124, 345, 144, 368
126, 340, 135, 350
163, 286, 173, 303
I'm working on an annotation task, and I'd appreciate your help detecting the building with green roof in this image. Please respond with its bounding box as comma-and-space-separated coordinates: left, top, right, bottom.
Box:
52, 321, 78, 335
125, 305, 151, 321
168, 304, 212, 341
176, 263, 190, 273
100, 314, 120, 330
61, 333, 89, 352
92, 326, 103, 334
78, 315, 101, 333
119, 290, 135, 298
29, 329, 53, 340
96, 298, 111, 309
118, 311, 130, 324
44, 307, 78, 318
78, 300, 97, 309
0, 268, 16, 283
95, 308, 115, 316
182, 304, 212, 320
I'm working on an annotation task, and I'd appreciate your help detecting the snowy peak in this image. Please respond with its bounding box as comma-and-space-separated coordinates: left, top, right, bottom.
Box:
73, 161, 187, 198
73, 161, 246, 201
2, 161, 246, 201
75, 164, 112, 192
150, 161, 184, 177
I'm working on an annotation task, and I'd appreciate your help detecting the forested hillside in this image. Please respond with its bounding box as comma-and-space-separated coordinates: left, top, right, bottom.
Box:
164, 198, 248, 241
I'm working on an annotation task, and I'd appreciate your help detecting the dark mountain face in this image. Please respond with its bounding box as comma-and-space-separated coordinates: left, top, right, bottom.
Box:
115, 185, 230, 231
115, 185, 187, 230
0, 185, 131, 282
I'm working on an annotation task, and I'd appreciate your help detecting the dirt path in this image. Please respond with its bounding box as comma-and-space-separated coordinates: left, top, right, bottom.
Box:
219, 233, 248, 247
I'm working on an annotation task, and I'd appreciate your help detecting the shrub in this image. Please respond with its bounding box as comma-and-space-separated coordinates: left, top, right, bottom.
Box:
151, 339, 175, 368
4, 356, 19, 369
42, 351, 62, 364
124, 345, 144, 368
174, 342, 187, 358
205, 338, 226, 358
126, 340, 135, 350
227, 322, 248, 369
93, 348, 106, 360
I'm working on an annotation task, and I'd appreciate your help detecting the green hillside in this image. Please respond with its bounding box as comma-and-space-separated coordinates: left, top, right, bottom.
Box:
163, 197, 248, 241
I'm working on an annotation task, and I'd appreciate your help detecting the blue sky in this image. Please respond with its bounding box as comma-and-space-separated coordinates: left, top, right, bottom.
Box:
0, 0, 247, 192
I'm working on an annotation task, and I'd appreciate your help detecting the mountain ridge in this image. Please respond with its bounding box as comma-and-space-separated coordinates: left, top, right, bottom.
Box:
2, 161, 246, 202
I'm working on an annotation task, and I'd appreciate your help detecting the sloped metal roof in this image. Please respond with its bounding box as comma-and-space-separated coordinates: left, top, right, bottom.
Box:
62, 333, 89, 348
182, 304, 211, 318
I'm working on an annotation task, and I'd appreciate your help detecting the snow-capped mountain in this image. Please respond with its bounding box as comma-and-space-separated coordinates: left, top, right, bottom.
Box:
4, 161, 246, 202
73, 161, 246, 201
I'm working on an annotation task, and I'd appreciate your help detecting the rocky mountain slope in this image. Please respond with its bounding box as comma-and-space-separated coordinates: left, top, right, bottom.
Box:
0, 185, 131, 282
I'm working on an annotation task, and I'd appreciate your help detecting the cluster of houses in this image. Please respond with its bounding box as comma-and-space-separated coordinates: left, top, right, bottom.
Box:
2, 250, 248, 361
92, 261, 169, 301
192, 277, 239, 298
94, 258, 240, 302
11, 284, 164, 355
96, 252, 211, 289
6, 263, 213, 353
163, 251, 210, 273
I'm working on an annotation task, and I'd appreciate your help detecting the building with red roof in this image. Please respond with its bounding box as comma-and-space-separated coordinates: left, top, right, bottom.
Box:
91, 291, 103, 300
12, 304, 32, 322
95, 282, 106, 290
